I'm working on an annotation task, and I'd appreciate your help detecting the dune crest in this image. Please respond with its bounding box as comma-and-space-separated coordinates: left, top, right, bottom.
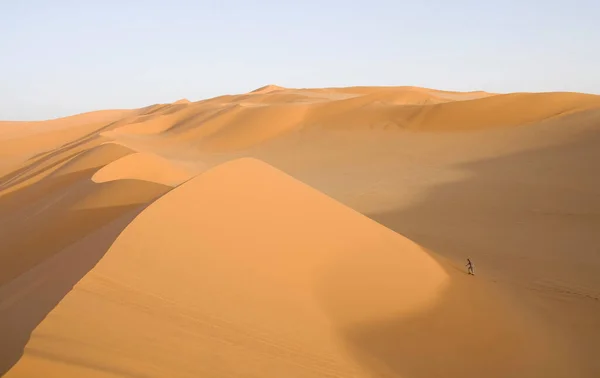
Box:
250, 84, 286, 94
92, 152, 199, 186
48, 142, 135, 178
173, 98, 191, 105
4, 158, 448, 377
99, 87, 600, 154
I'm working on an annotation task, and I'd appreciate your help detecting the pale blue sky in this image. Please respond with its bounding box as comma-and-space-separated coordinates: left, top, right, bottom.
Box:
1, 0, 599, 120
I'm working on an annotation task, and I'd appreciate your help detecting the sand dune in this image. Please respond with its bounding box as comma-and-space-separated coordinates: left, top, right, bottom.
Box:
0, 208, 143, 372
173, 98, 191, 105
106, 113, 185, 135
92, 152, 198, 186
0, 162, 168, 287
0, 137, 167, 289
48, 143, 135, 178
106, 102, 309, 151
302, 91, 600, 131
5, 158, 573, 378
1, 85, 600, 377
0, 109, 134, 137
0, 140, 133, 197
320, 85, 494, 103
250, 84, 286, 94
0, 109, 135, 163
4, 158, 442, 377
97, 86, 600, 154
0, 137, 170, 375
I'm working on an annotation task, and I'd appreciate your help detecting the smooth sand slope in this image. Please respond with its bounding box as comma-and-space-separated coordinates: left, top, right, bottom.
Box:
3, 158, 446, 377
4, 158, 573, 378
92, 152, 198, 186
0, 109, 135, 172
1, 85, 600, 377
0, 128, 172, 374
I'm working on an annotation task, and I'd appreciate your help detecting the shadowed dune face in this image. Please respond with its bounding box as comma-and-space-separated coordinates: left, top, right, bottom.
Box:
0, 145, 171, 285
0, 210, 143, 376
0, 157, 171, 376
338, 268, 576, 378
1, 85, 600, 377
366, 127, 600, 377
0, 120, 174, 375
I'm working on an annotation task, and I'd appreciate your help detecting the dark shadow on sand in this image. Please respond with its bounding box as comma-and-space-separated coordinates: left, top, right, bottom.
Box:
312, 125, 600, 378
0, 207, 144, 376
334, 273, 573, 378
0, 167, 168, 375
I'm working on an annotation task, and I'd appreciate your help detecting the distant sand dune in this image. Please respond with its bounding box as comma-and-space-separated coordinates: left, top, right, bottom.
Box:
0, 109, 134, 135
303, 91, 600, 131
249, 84, 286, 94
0, 110, 135, 160
97, 87, 600, 154
320, 85, 494, 103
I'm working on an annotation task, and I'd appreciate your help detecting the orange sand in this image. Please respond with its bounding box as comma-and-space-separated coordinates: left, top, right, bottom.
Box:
1, 86, 599, 377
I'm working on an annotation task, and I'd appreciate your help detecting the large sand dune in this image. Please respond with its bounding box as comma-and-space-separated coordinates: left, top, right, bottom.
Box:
1, 85, 600, 377
3, 158, 572, 378
103, 86, 600, 153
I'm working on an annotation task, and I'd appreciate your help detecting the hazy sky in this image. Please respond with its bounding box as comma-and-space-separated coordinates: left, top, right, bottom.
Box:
1, 0, 599, 120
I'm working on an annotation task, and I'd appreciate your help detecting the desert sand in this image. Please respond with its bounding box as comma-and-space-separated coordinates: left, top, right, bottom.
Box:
1, 85, 599, 377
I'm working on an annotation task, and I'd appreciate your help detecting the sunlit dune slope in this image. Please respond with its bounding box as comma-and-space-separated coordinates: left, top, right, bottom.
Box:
5, 158, 448, 377
303, 91, 600, 131
5, 158, 575, 378
0, 109, 135, 163
96, 87, 600, 153
250, 84, 286, 93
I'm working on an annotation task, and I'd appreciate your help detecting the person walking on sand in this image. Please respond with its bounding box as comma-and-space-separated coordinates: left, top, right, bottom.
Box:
466, 258, 475, 275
